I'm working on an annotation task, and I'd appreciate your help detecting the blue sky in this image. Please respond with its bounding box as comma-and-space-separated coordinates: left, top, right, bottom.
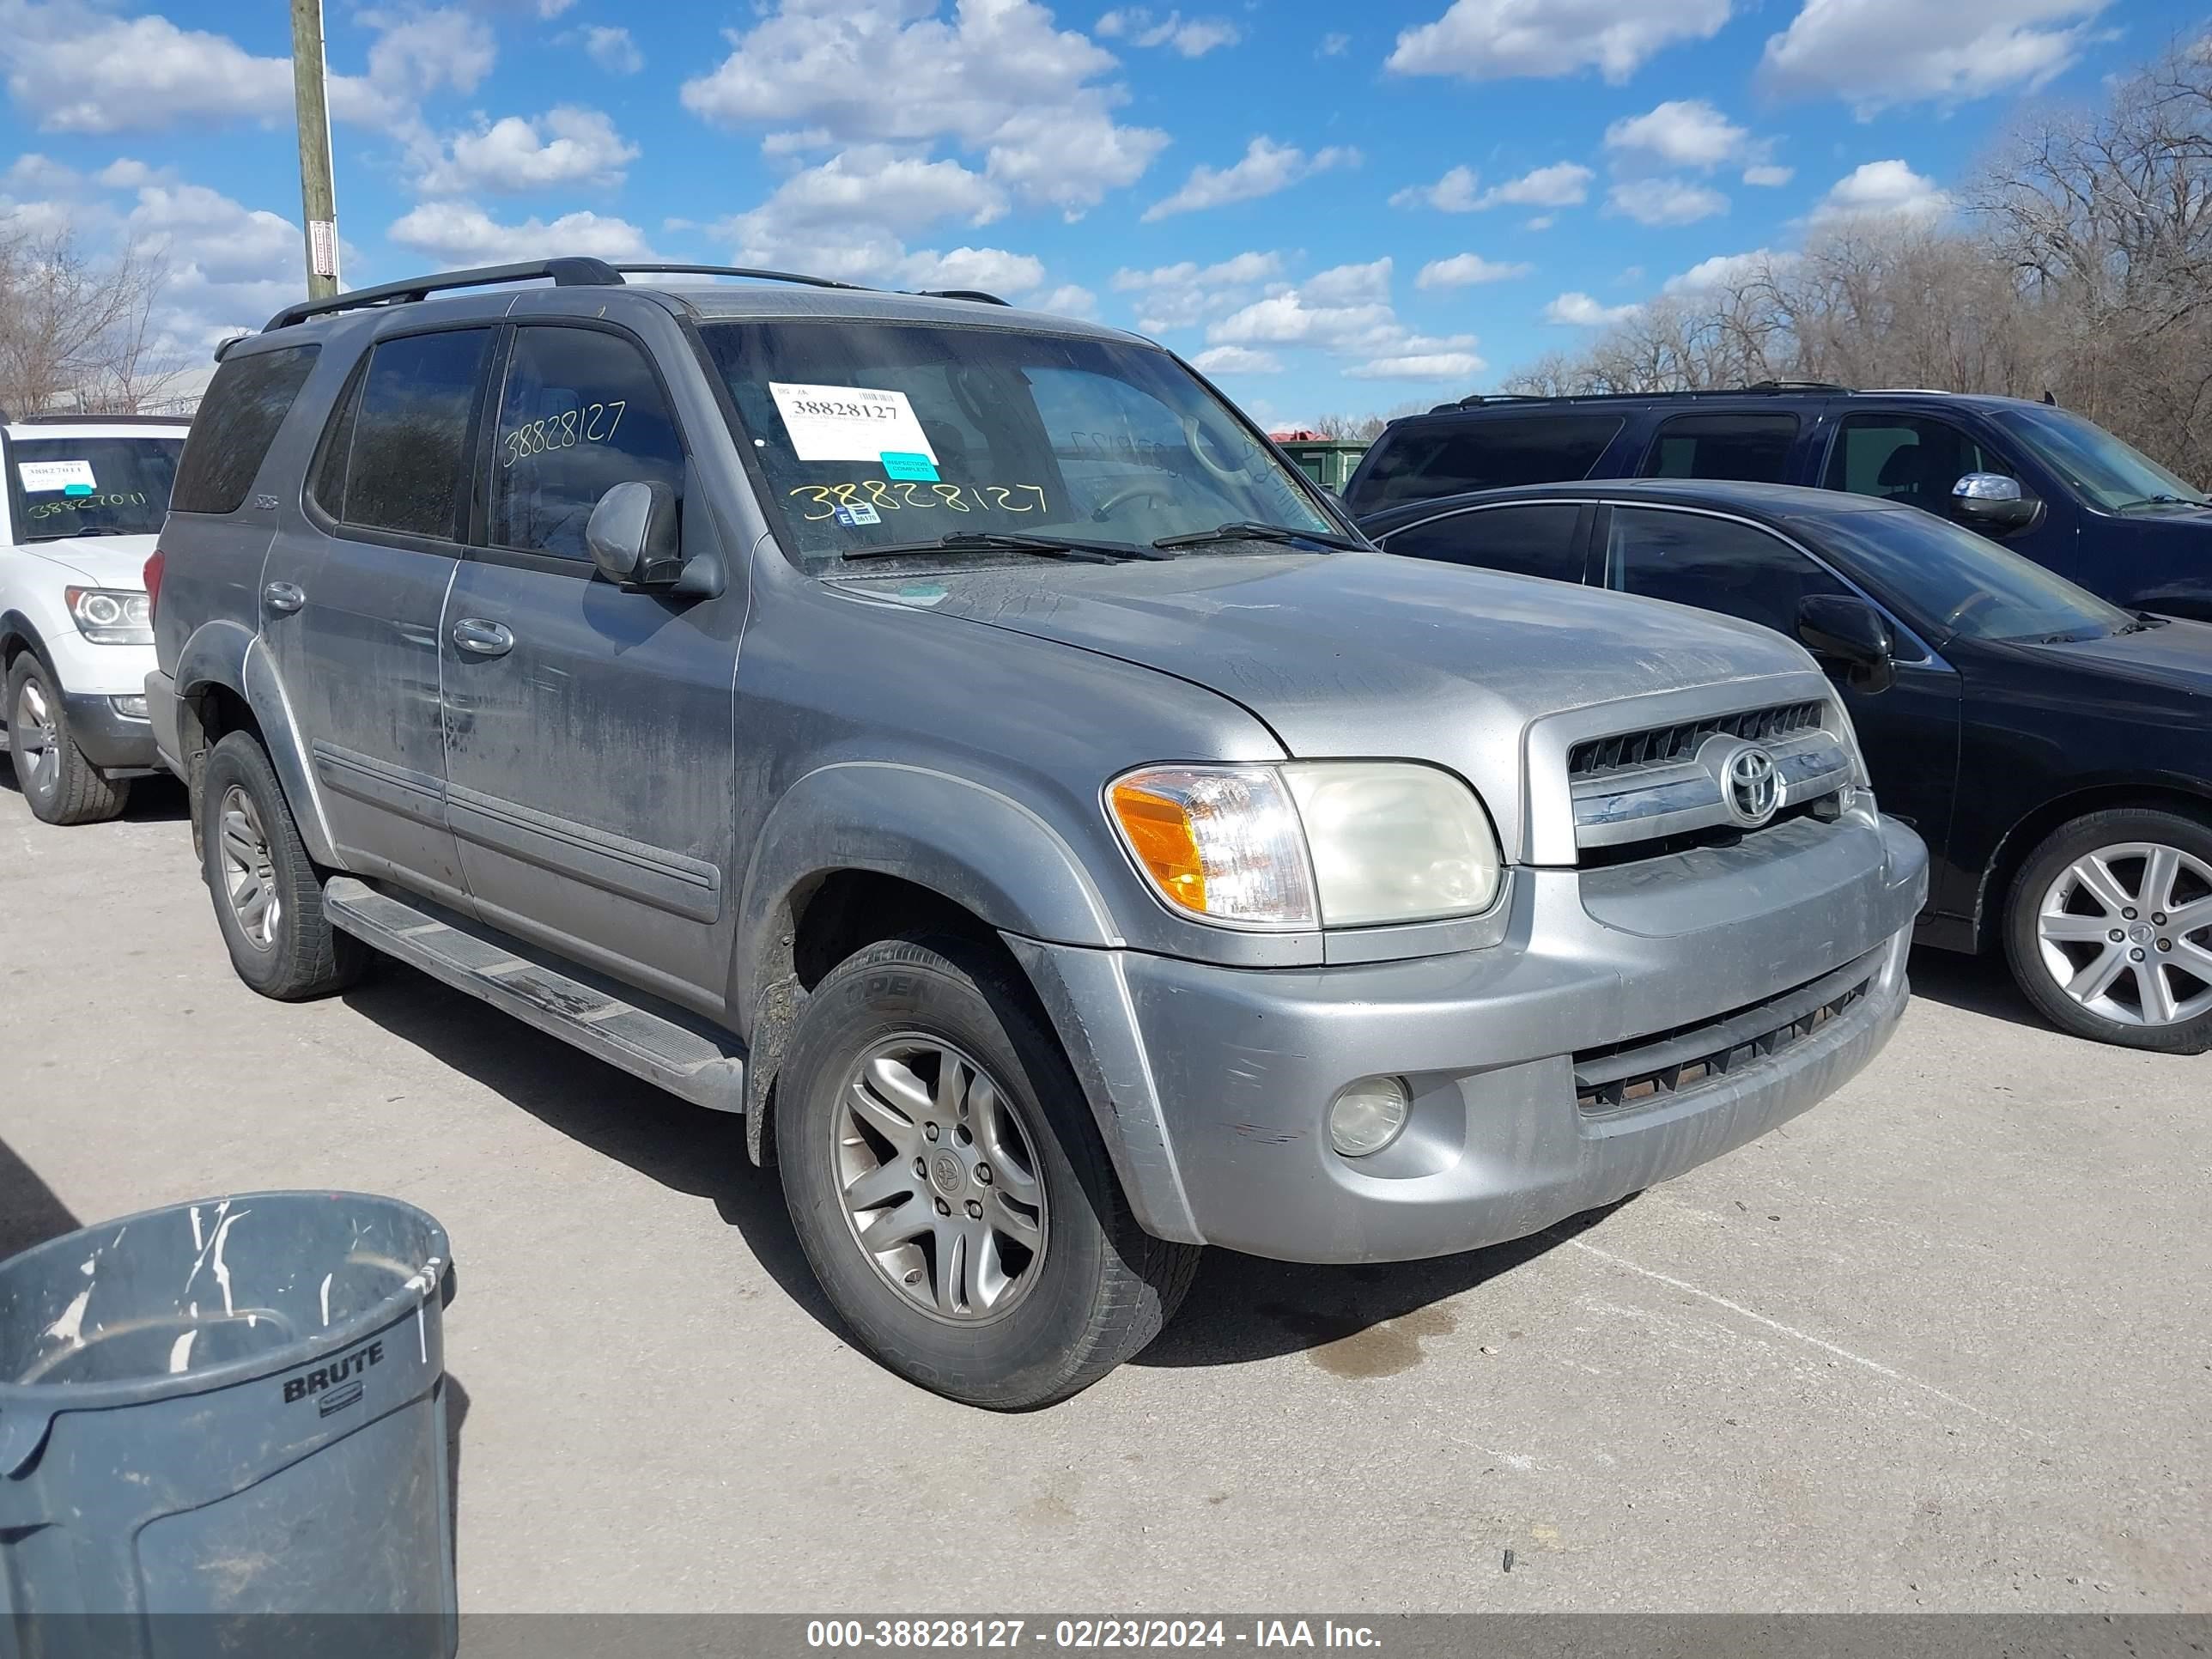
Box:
0, 0, 2201, 425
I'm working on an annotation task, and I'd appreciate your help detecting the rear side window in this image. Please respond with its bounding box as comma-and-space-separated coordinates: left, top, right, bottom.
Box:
1380, 502, 1586, 584
488, 325, 685, 561
1352, 415, 1623, 511
313, 329, 492, 542
170, 344, 319, 514
1642, 414, 1799, 483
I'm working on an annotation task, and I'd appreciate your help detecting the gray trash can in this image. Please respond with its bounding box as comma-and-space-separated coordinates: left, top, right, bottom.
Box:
0, 1191, 456, 1656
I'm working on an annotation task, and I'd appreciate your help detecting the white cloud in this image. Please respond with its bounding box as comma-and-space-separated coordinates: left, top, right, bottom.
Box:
1036, 283, 1097, 318
721, 145, 1007, 265
1304, 257, 1393, 305
1114, 251, 1285, 290
581, 26, 642, 75
329, 8, 498, 125
1742, 163, 1795, 187
1345, 350, 1487, 381
1111, 251, 1284, 331
1604, 100, 1750, 169
1142, 137, 1358, 221
1390, 161, 1592, 212
416, 106, 638, 195
1319, 32, 1351, 56
1662, 248, 1796, 293
1607, 177, 1729, 226
1416, 252, 1534, 288
896, 246, 1046, 295
1192, 345, 1282, 374
389, 201, 654, 264
1808, 159, 1950, 224
680, 0, 1168, 214
1388, 0, 1733, 83
1208, 293, 1399, 350
1759, 0, 2110, 112
1545, 291, 1641, 326
1096, 8, 1242, 56
5, 153, 78, 191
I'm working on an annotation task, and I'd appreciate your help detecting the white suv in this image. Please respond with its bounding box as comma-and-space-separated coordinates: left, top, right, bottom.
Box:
0, 415, 187, 823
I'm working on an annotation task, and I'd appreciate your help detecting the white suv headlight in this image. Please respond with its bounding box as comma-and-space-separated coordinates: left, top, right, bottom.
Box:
1108, 761, 1502, 930
66, 586, 153, 646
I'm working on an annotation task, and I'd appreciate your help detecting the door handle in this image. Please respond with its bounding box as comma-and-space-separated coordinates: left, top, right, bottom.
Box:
451, 617, 514, 658
263, 581, 305, 615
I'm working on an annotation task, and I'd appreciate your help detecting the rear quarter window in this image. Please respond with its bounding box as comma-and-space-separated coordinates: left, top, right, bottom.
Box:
1349, 414, 1623, 512
170, 344, 320, 514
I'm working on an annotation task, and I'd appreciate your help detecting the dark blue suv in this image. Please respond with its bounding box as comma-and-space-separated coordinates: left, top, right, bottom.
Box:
1342, 385, 2212, 621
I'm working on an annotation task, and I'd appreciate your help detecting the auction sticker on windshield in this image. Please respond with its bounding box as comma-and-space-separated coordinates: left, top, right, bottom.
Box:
770, 383, 938, 466
18, 459, 97, 493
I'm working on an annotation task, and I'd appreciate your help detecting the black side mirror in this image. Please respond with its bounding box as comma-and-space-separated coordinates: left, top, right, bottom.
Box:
586, 481, 683, 586
1952, 471, 2039, 532
1798, 593, 1895, 695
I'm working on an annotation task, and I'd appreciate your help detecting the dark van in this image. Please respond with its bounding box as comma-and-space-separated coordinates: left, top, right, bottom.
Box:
1341, 385, 2212, 621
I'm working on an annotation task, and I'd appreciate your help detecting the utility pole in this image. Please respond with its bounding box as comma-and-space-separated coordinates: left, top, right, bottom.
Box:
289, 0, 340, 300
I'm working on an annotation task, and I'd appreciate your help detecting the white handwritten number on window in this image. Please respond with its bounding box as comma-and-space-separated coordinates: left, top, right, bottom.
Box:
501, 401, 627, 469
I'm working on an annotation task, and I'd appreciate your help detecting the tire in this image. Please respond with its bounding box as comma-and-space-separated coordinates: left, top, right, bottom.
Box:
6, 653, 129, 825
775, 933, 1200, 1409
199, 731, 368, 1001
2002, 806, 2212, 1054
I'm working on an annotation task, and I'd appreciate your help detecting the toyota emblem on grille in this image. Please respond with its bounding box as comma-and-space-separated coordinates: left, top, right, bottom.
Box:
1725, 745, 1781, 826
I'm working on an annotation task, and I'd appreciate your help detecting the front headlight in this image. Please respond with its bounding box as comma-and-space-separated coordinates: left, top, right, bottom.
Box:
65, 586, 153, 646
1108, 761, 1502, 929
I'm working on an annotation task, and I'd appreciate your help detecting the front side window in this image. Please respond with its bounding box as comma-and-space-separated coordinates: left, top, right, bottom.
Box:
9, 436, 183, 541
1606, 506, 1847, 637
700, 321, 1334, 569
1824, 415, 1997, 513
1643, 414, 1799, 483
314, 329, 491, 542
170, 344, 319, 515
1352, 415, 1622, 512
488, 327, 686, 561
1991, 404, 2208, 513
1381, 503, 1585, 584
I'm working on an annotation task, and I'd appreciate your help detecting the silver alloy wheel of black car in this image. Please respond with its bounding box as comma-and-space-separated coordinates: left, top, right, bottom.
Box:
216, 783, 283, 950
10, 673, 58, 807
834, 1034, 1048, 1323
2034, 840, 2212, 1027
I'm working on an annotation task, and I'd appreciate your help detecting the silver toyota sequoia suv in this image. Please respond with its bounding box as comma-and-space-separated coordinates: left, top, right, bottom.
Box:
148, 259, 1927, 1407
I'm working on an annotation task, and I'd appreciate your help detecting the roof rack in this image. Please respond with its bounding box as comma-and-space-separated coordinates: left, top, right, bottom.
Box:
262, 257, 1016, 335
15, 411, 192, 424
1422, 380, 1858, 415
264, 258, 625, 331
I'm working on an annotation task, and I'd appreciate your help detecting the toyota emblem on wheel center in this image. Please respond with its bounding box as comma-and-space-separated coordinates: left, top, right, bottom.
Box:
1724, 744, 1781, 826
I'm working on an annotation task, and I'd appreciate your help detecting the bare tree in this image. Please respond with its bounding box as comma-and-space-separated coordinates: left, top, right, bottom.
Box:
0, 228, 182, 416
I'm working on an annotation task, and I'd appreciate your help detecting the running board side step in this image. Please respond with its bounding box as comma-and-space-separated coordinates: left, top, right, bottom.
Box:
322, 877, 745, 1113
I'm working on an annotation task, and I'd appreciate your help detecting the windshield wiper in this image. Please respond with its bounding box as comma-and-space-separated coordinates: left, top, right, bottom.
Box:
2111, 494, 2206, 512
841, 531, 1170, 564
1152, 520, 1368, 554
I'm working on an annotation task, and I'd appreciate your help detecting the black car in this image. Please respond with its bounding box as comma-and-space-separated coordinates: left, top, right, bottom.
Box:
1359, 477, 2212, 1053
1341, 385, 2212, 622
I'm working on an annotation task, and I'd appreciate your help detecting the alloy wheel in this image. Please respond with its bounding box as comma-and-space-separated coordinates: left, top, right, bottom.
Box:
12, 676, 58, 803
216, 784, 283, 949
2035, 841, 2212, 1027
833, 1034, 1048, 1323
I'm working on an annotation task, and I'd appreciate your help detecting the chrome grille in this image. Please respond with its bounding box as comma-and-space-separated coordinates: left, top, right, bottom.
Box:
1567, 701, 1826, 781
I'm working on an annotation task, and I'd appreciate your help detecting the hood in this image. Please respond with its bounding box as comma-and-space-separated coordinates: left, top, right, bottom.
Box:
2015, 617, 2212, 696
15, 533, 159, 589
849, 550, 1826, 859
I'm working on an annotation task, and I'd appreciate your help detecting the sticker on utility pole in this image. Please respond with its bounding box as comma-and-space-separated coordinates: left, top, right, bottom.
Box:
308, 220, 339, 281
18, 460, 96, 493
769, 384, 937, 465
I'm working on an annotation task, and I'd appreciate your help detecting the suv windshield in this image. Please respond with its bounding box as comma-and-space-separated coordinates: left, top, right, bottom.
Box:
699, 321, 1335, 568
9, 435, 184, 541
1809, 502, 2138, 644
1991, 404, 2208, 514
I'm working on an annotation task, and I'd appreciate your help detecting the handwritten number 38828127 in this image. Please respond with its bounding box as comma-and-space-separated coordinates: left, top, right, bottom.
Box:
502, 401, 626, 469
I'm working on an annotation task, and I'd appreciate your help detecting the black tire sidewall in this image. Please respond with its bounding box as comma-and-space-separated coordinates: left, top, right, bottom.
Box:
198, 732, 358, 1000
6, 653, 110, 824
775, 938, 1134, 1408
2004, 807, 2212, 1054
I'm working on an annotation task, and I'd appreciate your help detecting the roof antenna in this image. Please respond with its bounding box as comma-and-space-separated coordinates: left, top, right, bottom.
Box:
2042, 390, 2057, 404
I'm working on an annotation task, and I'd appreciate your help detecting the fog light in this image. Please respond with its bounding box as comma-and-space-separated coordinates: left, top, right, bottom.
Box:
1328, 1076, 1410, 1158
111, 695, 149, 720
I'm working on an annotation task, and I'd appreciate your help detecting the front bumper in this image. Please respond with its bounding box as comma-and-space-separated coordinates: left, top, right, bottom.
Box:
59, 690, 156, 772
1018, 812, 1926, 1263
